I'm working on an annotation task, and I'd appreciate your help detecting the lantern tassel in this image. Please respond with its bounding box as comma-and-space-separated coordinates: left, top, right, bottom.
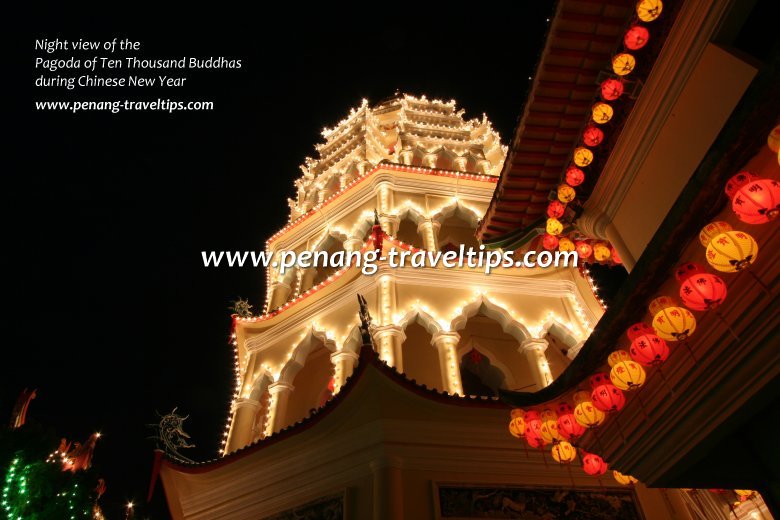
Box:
713, 309, 740, 341
591, 427, 607, 455
566, 463, 575, 488
522, 438, 529, 459
635, 390, 650, 419
656, 366, 675, 396
612, 413, 628, 445
681, 341, 698, 365
540, 446, 548, 468
745, 269, 771, 295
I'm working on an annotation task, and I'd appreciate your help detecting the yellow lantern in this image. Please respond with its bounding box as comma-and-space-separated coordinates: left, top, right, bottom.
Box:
558, 184, 576, 203
613, 470, 638, 485
540, 418, 562, 443
705, 231, 759, 272
610, 360, 646, 391
593, 242, 611, 262
636, 0, 663, 22
612, 53, 636, 76
650, 297, 697, 341
574, 400, 605, 428
608, 350, 631, 367
558, 237, 575, 252
699, 221, 732, 247
574, 147, 594, 167
592, 102, 614, 124
509, 408, 526, 438
546, 218, 564, 236
735, 489, 754, 498
552, 441, 578, 464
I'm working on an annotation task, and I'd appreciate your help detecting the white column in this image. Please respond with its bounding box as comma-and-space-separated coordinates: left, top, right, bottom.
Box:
417, 219, 441, 251
372, 325, 406, 372
331, 350, 359, 393
265, 381, 294, 435
519, 338, 553, 390
431, 331, 463, 395
226, 398, 260, 453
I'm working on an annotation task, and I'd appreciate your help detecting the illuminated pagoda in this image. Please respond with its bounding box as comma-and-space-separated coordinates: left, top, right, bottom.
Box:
156, 0, 778, 518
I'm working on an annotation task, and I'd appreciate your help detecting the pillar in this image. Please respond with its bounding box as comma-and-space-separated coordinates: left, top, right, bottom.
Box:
519, 338, 553, 390
431, 331, 463, 395
265, 381, 294, 435
300, 268, 317, 292
372, 325, 406, 372
226, 398, 261, 453
331, 350, 359, 394
376, 182, 399, 235
370, 458, 403, 520
267, 281, 291, 310
417, 219, 441, 251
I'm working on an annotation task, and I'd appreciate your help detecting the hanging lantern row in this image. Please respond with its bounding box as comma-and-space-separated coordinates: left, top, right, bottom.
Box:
539, 233, 623, 268
547, 0, 664, 262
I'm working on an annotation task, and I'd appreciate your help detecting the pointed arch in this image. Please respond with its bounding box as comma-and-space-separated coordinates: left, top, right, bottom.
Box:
278, 328, 336, 384
456, 342, 517, 390
431, 200, 482, 228
397, 308, 444, 336
449, 295, 531, 343
248, 369, 275, 402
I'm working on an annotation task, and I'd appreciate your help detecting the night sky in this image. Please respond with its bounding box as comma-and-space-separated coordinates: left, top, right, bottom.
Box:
5, 5, 560, 518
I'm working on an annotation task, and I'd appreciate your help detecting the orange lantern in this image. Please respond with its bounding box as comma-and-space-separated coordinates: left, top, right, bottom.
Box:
636, 0, 663, 22
546, 218, 564, 236
582, 452, 608, 476
725, 171, 759, 199
675, 262, 728, 311
699, 221, 732, 247
705, 231, 759, 272
650, 296, 697, 341
552, 441, 578, 464
558, 184, 576, 203
608, 349, 632, 367
566, 166, 586, 187
592, 383, 626, 413
592, 102, 614, 124
624, 25, 650, 50
731, 178, 780, 224
583, 126, 604, 147
576, 241, 593, 260
613, 470, 638, 485
509, 409, 526, 439
557, 402, 586, 441
547, 200, 566, 219
540, 409, 563, 443
630, 333, 669, 366
593, 242, 611, 262
612, 53, 636, 76
610, 360, 646, 391
601, 78, 624, 101
542, 234, 559, 251
558, 237, 575, 252
574, 147, 594, 167
610, 246, 622, 264
524, 410, 548, 448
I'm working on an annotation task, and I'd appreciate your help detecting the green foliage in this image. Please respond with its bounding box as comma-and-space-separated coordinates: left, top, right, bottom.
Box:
0, 426, 98, 520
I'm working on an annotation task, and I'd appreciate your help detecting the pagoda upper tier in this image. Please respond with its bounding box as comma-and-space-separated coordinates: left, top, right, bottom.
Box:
288, 94, 507, 220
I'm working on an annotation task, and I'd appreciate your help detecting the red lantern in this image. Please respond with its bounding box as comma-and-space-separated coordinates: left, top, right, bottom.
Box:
674, 262, 706, 283
547, 200, 566, 219
680, 274, 728, 311
582, 452, 608, 476
566, 166, 586, 187
630, 333, 669, 366
576, 241, 593, 260
524, 411, 547, 448
583, 126, 604, 147
558, 411, 586, 441
589, 372, 610, 388
624, 25, 650, 50
626, 322, 654, 341
610, 246, 622, 265
542, 234, 559, 251
600, 78, 624, 101
592, 383, 626, 412
725, 171, 759, 199
731, 179, 780, 224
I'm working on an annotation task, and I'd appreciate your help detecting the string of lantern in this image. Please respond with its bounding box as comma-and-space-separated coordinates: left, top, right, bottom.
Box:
540, 0, 665, 267
507, 122, 776, 495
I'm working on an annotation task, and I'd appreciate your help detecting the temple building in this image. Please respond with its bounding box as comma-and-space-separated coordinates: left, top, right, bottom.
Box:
156, 0, 778, 518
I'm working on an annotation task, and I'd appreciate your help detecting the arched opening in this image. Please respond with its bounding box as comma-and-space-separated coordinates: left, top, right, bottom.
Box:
456, 312, 536, 394
396, 217, 424, 249
400, 321, 443, 390
251, 390, 270, 443
438, 208, 479, 252
284, 340, 334, 426
460, 348, 505, 397
311, 237, 345, 287
543, 332, 572, 379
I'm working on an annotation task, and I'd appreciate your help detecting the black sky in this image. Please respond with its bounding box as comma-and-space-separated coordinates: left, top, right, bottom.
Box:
5, 4, 555, 518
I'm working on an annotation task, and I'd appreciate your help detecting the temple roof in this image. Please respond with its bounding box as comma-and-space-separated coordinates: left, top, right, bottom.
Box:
477, 0, 634, 245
